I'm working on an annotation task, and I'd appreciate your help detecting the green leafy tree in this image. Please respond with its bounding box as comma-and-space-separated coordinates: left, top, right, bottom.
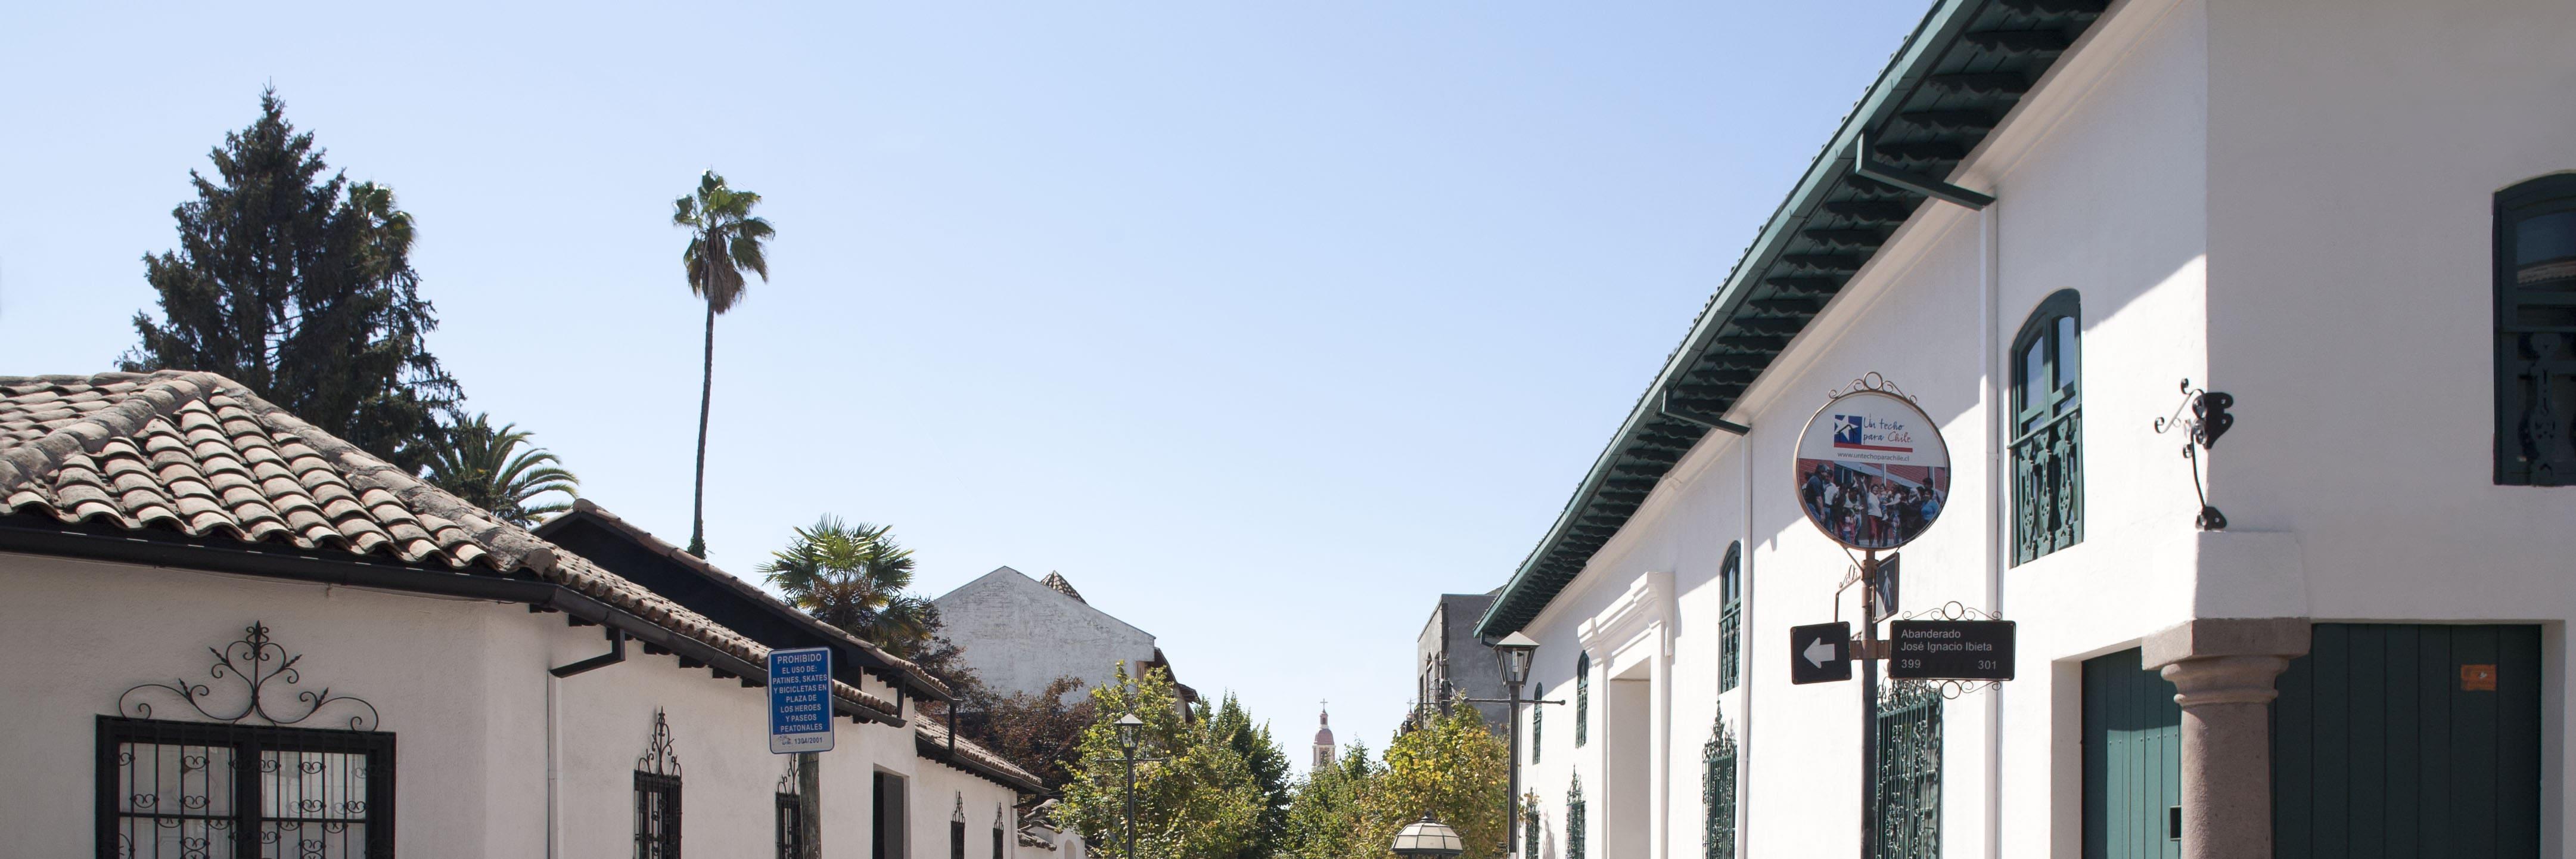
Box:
422, 414, 579, 526
671, 170, 775, 557
939, 675, 1095, 791
123, 88, 462, 472
1285, 741, 1379, 859
1209, 693, 1294, 859
757, 517, 939, 654
1061, 664, 1266, 859
1366, 708, 1510, 859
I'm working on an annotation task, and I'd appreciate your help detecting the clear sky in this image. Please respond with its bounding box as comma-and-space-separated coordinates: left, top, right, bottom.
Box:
2, 1, 1929, 764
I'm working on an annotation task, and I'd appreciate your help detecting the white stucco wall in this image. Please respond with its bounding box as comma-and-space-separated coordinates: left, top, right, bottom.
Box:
0, 551, 1021, 858
1511, 1, 2576, 857
933, 568, 1158, 700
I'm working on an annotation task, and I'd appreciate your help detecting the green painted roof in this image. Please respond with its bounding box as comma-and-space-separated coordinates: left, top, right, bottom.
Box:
1475, 0, 2109, 638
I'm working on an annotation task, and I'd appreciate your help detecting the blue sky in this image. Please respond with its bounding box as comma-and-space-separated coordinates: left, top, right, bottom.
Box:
1, 1, 1928, 761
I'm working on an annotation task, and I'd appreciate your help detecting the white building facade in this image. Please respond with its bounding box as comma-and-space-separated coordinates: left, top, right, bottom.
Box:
1482, 2, 2576, 858
933, 566, 1191, 706
0, 371, 1043, 858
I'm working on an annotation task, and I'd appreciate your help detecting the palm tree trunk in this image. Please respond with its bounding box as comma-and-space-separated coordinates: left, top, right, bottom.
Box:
688, 300, 714, 557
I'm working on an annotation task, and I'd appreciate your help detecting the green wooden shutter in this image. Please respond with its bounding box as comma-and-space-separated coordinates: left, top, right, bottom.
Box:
2083, 648, 2182, 859
2274, 624, 2541, 859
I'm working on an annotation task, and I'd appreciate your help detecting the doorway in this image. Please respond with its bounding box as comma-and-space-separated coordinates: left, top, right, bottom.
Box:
1605, 663, 1652, 859
874, 770, 909, 859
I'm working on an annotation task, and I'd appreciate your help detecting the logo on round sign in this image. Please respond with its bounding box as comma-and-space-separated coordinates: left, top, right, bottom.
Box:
1794, 389, 1950, 551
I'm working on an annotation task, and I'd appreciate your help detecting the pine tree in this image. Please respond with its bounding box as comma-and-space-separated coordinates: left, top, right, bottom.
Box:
124, 88, 462, 472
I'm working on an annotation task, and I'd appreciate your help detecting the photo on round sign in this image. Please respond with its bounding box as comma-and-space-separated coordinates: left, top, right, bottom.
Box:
1794, 389, 1950, 551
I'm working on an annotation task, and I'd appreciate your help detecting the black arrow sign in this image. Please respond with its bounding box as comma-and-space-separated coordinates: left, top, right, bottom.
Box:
1789, 622, 1853, 684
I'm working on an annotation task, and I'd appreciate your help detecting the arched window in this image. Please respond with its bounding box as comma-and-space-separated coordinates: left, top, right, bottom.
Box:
1531, 689, 1543, 763
1717, 542, 1744, 693
1574, 652, 1591, 748
2011, 290, 2083, 564
2496, 174, 2576, 485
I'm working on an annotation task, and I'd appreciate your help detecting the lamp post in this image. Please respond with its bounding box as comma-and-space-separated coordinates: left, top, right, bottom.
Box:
1101, 712, 1164, 859
1391, 813, 1466, 858
1465, 631, 1557, 859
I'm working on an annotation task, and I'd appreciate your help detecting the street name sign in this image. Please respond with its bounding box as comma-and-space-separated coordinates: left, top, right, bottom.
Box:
1789, 622, 1853, 684
768, 646, 835, 754
1886, 620, 2016, 681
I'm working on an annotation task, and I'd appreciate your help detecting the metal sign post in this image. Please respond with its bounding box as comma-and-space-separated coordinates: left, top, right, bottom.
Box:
1793, 374, 1956, 859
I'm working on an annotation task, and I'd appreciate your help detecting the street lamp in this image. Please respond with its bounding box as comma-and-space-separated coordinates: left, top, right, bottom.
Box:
1390, 814, 1466, 858
1465, 631, 1552, 859
1102, 713, 1162, 859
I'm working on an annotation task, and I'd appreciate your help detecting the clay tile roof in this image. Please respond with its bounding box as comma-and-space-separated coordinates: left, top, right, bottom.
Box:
916, 717, 1046, 793
0, 371, 898, 719
1037, 571, 1084, 603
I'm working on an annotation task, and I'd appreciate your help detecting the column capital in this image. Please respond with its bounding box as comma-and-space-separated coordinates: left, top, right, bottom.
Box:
2142, 617, 2310, 669
2161, 654, 2292, 706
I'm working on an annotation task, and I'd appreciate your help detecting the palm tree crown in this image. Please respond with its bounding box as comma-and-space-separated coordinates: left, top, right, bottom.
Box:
759, 517, 939, 653
673, 170, 775, 557
423, 413, 579, 528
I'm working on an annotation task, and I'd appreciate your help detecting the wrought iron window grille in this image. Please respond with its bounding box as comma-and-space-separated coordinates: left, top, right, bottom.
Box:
1574, 652, 1590, 748
1702, 710, 1738, 859
2154, 378, 2234, 530
1530, 694, 1542, 764
2011, 291, 2084, 565
2494, 174, 2576, 486
776, 755, 803, 859
635, 709, 682, 858
1717, 543, 1744, 694
1566, 774, 1586, 859
1872, 684, 1943, 859
117, 621, 381, 731
97, 715, 396, 859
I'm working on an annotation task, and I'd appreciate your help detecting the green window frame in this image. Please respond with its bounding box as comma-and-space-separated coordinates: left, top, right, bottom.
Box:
2011, 290, 2083, 564
1704, 710, 1738, 859
2496, 174, 2576, 485
1574, 652, 1590, 748
1717, 542, 1744, 693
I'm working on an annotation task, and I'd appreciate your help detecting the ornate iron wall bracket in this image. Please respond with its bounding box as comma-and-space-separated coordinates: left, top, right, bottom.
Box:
2154, 379, 2235, 530
116, 621, 381, 730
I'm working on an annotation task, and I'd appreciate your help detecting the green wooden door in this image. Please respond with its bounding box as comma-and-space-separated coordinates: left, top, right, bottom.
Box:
2274, 624, 2541, 858
2084, 647, 2183, 859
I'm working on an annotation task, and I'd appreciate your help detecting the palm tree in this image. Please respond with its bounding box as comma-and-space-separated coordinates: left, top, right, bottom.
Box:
672, 170, 775, 557
759, 517, 939, 653
424, 413, 580, 528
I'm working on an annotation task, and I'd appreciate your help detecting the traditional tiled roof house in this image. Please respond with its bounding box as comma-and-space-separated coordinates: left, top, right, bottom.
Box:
0, 370, 1041, 857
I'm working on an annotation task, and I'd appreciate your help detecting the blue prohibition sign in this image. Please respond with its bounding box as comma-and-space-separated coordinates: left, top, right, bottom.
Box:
769, 646, 835, 753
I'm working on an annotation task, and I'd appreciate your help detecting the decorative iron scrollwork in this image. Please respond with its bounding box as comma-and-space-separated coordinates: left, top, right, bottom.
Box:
2154, 379, 2233, 530
638, 708, 682, 777
117, 622, 381, 730
1828, 371, 1920, 404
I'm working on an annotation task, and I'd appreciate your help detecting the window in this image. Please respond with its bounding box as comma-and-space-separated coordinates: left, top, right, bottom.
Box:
1574, 652, 1590, 748
1873, 685, 1943, 859
97, 715, 395, 859
1523, 796, 1540, 859
1717, 542, 1744, 693
2012, 290, 2083, 564
636, 709, 682, 859
1704, 711, 1738, 859
2496, 174, 2576, 485
1531, 693, 1542, 764
1566, 774, 1587, 859
872, 771, 908, 859
951, 820, 966, 859
777, 756, 804, 859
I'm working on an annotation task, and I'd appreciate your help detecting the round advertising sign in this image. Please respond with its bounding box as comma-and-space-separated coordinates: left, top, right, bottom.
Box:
1794, 389, 1951, 550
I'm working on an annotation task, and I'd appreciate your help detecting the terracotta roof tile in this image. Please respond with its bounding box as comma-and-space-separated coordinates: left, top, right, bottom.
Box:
0, 371, 902, 721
